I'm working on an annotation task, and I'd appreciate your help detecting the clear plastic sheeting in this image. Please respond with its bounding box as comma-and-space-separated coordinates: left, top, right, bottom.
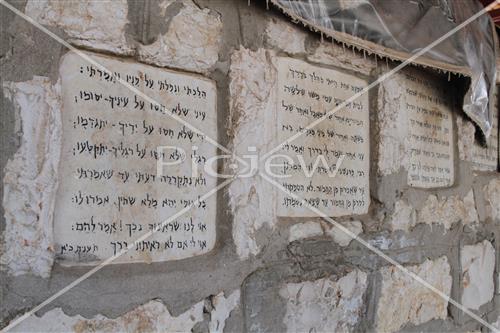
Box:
270, 0, 498, 139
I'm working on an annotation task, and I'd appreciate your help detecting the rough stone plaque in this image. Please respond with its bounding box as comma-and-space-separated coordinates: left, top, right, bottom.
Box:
54, 51, 217, 264
474, 112, 497, 171
458, 88, 498, 171
475, 93, 498, 170
404, 71, 454, 187
275, 58, 370, 217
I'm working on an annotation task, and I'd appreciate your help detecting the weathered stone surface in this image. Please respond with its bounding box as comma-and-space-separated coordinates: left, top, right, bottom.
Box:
457, 115, 498, 171
55, 51, 218, 264
308, 44, 375, 76
279, 269, 368, 332
375, 256, 452, 333
275, 57, 370, 217
484, 178, 500, 221
10, 299, 204, 332
462, 190, 480, 225
387, 190, 478, 232
389, 199, 417, 232
265, 18, 306, 54
289, 221, 323, 242
25, 0, 132, 55
138, 1, 222, 74
457, 116, 476, 161
497, 59, 500, 84
405, 72, 454, 187
1, 77, 61, 278
288, 221, 363, 247
228, 48, 370, 257
209, 290, 240, 333
368, 232, 418, 251
228, 48, 277, 259
4, 2, 499, 333
9, 289, 239, 332
456, 101, 498, 171
418, 190, 479, 230
377, 74, 409, 176
377, 69, 454, 188
324, 220, 363, 247
461, 240, 495, 310
288, 220, 363, 247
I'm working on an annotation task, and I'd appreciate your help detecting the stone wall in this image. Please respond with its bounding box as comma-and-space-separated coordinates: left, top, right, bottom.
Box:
0, 0, 499, 332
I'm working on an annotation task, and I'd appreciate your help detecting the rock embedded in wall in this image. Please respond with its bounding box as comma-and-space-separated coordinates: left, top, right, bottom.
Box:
275, 57, 370, 217
8, 290, 239, 333
138, 1, 222, 74
25, 0, 132, 55
377, 73, 409, 176
288, 221, 323, 242
288, 220, 363, 247
227, 47, 277, 260
461, 240, 495, 310
418, 190, 479, 230
265, 18, 307, 55
484, 178, 500, 221
1, 77, 61, 278
54, 51, 217, 265
388, 199, 417, 232
9, 299, 205, 332
377, 68, 454, 188
24, 0, 223, 73
387, 190, 478, 232
209, 290, 241, 333
375, 256, 452, 333
324, 220, 363, 247
279, 269, 368, 332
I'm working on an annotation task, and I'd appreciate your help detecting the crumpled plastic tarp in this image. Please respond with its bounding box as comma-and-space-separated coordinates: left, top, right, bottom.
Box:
270, 0, 498, 139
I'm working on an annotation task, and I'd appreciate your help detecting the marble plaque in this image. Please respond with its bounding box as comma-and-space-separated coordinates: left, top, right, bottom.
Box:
404, 71, 454, 188
54, 51, 217, 265
275, 57, 370, 217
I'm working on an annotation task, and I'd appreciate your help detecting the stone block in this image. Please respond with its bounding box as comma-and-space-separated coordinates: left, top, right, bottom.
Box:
279, 269, 368, 332
138, 1, 222, 74
375, 256, 452, 332
461, 240, 495, 310
25, 0, 132, 55
1, 77, 61, 277
418, 190, 479, 230
265, 18, 306, 55
484, 179, 500, 221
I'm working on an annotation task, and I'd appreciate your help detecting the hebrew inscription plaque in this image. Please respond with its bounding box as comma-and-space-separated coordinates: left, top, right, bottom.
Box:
54, 51, 217, 264
275, 58, 370, 217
